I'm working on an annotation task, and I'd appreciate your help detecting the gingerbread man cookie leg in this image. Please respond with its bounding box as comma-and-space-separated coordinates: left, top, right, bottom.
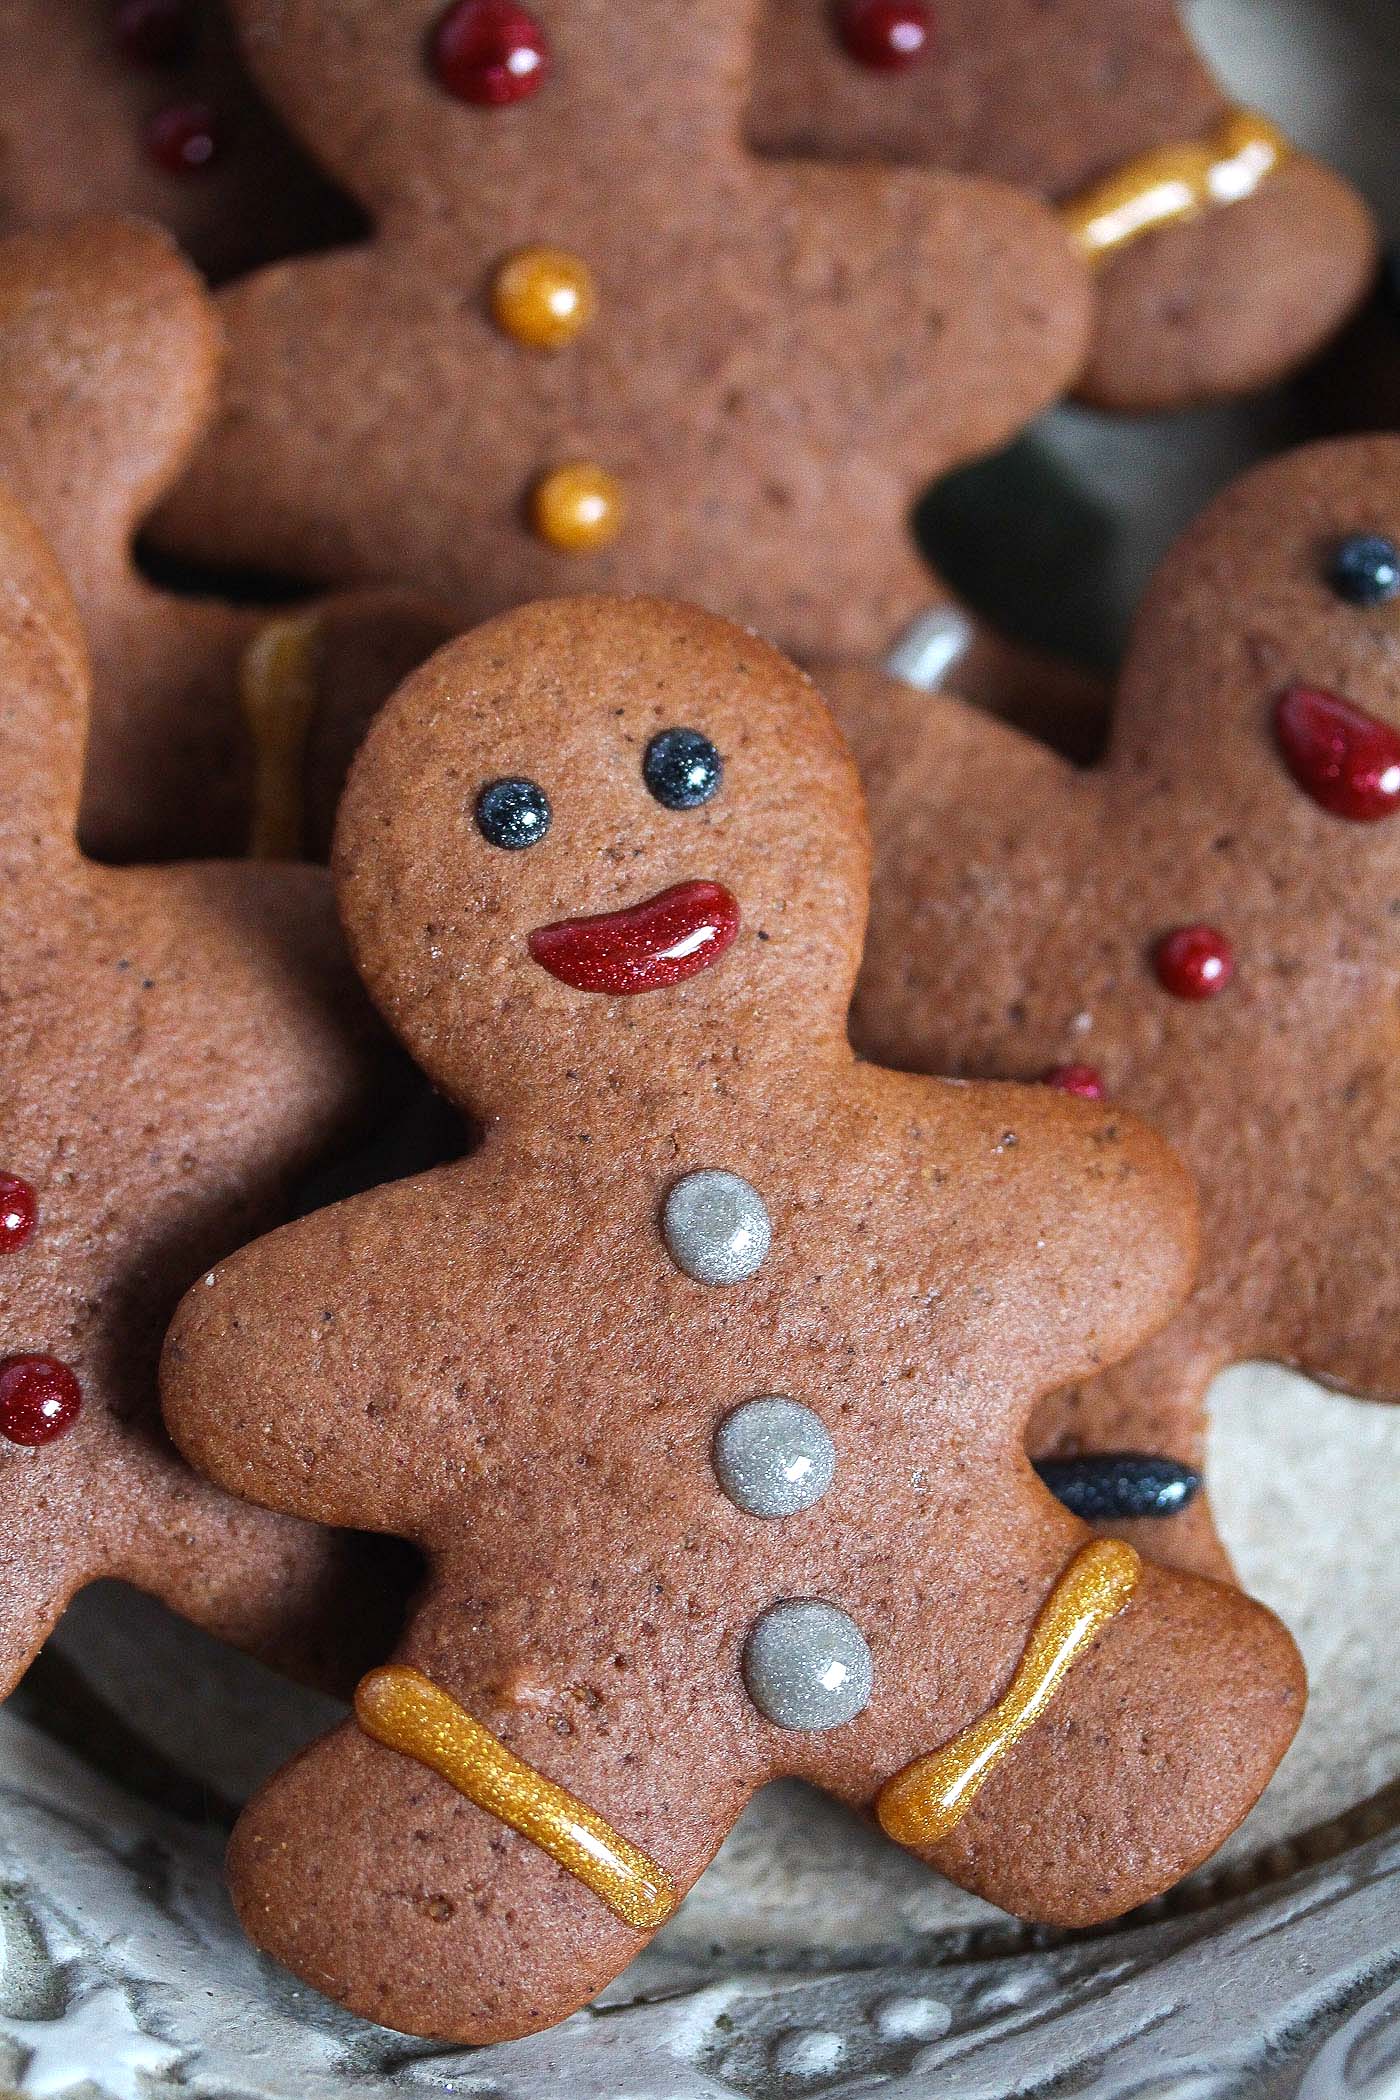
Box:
0, 215, 450, 864
151, 0, 1091, 669
162, 598, 1302, 2042
748, 0, 1377, 412
0, 485, 401, 1697
838, 436, 1400, 1579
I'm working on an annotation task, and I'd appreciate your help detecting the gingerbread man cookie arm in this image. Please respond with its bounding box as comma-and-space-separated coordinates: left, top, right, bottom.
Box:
0, 496, 90, 885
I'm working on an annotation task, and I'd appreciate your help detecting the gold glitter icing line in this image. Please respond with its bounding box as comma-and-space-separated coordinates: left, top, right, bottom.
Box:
876, 1539, 1141, 1848
1061, 108, 1290, 263
354, 1665, 679, 1931
238, 611, 322, 860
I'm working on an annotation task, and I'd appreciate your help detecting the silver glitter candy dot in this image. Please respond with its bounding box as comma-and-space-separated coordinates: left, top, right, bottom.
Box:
662, 1170, 771, 1286
714, 1398, 836, 1518
742, 1601, 873, 1730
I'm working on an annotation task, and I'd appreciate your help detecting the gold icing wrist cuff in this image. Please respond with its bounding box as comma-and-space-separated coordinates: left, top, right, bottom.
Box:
1061, 109, 1291, 263
876, 1538, 1141, 1848
354, 1664, 679, 1931
239, 611, 322, 860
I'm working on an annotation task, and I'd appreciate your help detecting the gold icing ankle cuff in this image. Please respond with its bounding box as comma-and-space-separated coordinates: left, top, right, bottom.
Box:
1061, 110, 1291, 263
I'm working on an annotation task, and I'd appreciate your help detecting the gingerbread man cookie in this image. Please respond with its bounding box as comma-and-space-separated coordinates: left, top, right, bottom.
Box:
0, 0, 359, 283
831, 436, 1400, 1582
151, 0, 1093, 677
0, 213, 450, 864
0, 482, 399, 1697
162, 596, 1302, 2044
750, 0, 1377, 410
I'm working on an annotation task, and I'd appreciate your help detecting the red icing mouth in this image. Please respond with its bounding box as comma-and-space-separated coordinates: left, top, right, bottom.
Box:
528, 880, 740, 994
1274, 685, 1400, 822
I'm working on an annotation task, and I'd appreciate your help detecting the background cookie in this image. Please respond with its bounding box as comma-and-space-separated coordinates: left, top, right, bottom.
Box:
161, 596, 1303, 2044
0, 0, 358, 282
0, 214, 450, 864
749, 0, 1378, 410
151, 0, 1092, 678
0, 482, 410, 1696
831, 435, 1400, 1581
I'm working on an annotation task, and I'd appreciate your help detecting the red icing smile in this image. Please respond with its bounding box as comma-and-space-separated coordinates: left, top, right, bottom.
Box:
529, 880, 740, 994
1274, 685, 1400, 822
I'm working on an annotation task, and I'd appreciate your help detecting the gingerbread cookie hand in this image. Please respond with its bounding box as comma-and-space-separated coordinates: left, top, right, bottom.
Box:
162, 598, 1301, 2044
0, 483, 405, 1696
153, 0, 1091, 666
0, 215, 450, 864
842, 435, 1400, 1580
750, 0, 1377, 410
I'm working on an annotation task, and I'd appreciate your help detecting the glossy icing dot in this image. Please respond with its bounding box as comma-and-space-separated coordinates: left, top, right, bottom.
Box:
144, 101, 219, 174
1042, 1063, 1104, 1100
530, 463, 625, 554
0, 1175, 37, 1253
714, 1398, 835, 1518
432, 1, 551, 106
1274, 685, 1400, 822
114, 0, 193, 64
491, 247, 596, 351
475, 776, 552, 850
1154, 924, 1234, 1000
1327, 532, 1400, 607
835, 0, 934, 70
1035, 1453, 1202, 1521
744, 1600, 872, 1729
530, 881, 740, 995
664, 1171, 771, 1286
643, 729, 723, 812
0, 1356, 82, 1447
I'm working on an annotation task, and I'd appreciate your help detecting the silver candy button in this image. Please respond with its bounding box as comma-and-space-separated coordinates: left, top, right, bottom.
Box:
742, 1601, 873, 1730
714, 1398, 835, 1518
663, 1170, 771, 1286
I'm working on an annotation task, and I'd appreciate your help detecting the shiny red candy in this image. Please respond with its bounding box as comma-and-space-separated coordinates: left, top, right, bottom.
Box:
145, 101, 219, 173
0, 1175, 37, 1253
529, 880, 741, 995
1042, 1064, 1105, 1101
835, 0, 934, 69
1155, 925, 1234, 1001
432, 1, 551, 106
1274, 685, 1400, 823
0, 1356, 83, 1447
114, 0, 193, 65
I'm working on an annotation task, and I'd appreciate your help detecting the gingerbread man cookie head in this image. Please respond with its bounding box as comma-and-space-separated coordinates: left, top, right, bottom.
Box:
158, 0, 1092, 663
337, 597, 869, 1122
1112, 438, 1400, 802
749, 0, 1377, 409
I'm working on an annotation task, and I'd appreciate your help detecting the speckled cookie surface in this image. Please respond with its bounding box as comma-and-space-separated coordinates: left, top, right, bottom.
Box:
161, 595, 1303, 2045
0, 0, 358, 282
835, 435, 1400, 1581
749, 0, 1376, 409
0, 214, 449, 864
152, 0, 1091, 669
0, 485, 403, 1698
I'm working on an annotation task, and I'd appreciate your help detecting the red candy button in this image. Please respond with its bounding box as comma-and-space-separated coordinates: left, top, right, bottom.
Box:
1274, 685, 1400, 823
432, 1, 551, 106
1043, 1064, 1105, 1100
835, 0, 934, 69
529, 880, 740, 995
0, 1175, 37, 1253
1155, 925, 1234, 1000
114, 0, 193, 65
145, 100, 219, 173
0, 1356, 83, 1447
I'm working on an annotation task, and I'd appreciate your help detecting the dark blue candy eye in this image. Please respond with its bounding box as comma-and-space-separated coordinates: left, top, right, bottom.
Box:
475, 777, 551, 850
1327, 533, 1400, 607
1034, 1454, 1201, 1522
643, 728, 722, 811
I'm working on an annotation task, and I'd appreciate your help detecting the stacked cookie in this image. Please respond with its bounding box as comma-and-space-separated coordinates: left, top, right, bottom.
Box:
0, 0, 1392, 2052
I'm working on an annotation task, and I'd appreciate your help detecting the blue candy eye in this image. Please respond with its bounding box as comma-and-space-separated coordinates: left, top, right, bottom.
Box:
1327, 533, 1400, 607
475, 777, 551, 849
643, 729, 722, 811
